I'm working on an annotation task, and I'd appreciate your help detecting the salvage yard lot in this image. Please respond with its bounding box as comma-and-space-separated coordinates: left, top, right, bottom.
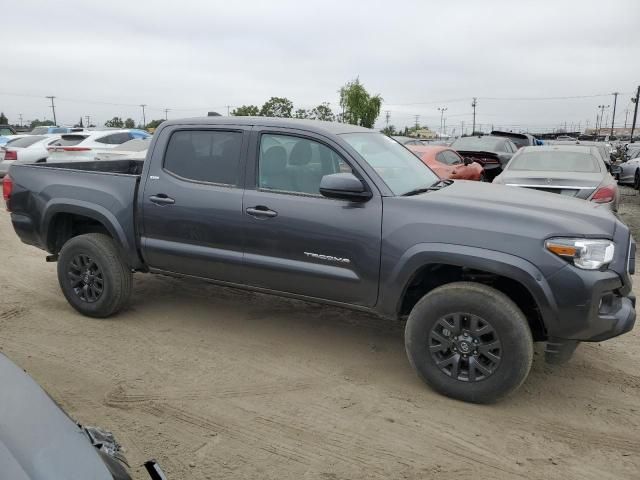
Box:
1, 188, 639, 480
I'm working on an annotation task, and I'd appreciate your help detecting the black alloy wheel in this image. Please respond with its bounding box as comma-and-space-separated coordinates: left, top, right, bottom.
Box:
67, 254, 104, 303
429, 312, 501, 382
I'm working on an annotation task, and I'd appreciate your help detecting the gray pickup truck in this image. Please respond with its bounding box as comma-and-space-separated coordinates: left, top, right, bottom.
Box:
3, 117, 636, 403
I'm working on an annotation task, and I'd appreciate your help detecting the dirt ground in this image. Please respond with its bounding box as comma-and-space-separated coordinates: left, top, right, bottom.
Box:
1, 188, 640, 480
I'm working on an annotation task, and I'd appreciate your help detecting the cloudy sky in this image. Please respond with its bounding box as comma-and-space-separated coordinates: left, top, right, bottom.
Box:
3, 0, 639, 133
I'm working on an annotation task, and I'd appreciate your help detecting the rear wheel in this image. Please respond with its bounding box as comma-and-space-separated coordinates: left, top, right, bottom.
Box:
634, 170, 640, 190
405, 282, 533, 403
57, 233, 132, 318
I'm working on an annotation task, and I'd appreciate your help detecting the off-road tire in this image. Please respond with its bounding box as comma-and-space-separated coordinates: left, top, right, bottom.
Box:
405, 282, 533, 403
57, 233, 132, 318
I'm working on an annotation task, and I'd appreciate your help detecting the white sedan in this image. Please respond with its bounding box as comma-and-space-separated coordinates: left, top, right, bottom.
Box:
617, 147, 640, 188
0, 135, 62, 178
46, 130, 151, 163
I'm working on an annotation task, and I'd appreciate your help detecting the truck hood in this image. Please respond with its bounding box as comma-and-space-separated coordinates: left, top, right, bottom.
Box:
0, 353, 127, 480
382, 180, 619, 277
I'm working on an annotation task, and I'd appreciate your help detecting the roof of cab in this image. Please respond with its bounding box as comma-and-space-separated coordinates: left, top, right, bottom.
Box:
159, 116, 374, 135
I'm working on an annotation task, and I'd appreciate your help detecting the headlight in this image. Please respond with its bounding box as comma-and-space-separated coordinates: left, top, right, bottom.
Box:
545, 238, 615, 270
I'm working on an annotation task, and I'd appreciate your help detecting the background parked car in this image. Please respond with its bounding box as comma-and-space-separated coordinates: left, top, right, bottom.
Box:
618, 146, 640, 188
493, 145, 619, 211
28, 125, 86, 135
0, 135, 62, 178
0, 125, 16, 136
94, 137, 151, 161
407, 144, 485, 180
449, 134, 518, 180
491, 130, 538, 149
0, 134, 30, 147
392, 135, 426, 146
47, 129, 151, 163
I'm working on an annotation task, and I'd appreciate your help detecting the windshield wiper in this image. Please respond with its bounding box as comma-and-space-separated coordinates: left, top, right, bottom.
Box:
402, 179, 453, 196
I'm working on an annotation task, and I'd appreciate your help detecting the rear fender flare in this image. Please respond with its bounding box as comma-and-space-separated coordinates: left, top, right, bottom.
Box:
42, 199, 135, 266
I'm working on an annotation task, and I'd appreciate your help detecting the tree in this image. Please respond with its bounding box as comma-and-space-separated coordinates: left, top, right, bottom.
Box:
29, 119, 55, 129
231, 105, 260, 116
124, 118, 136, 129
105, 117, 124, 128
338, 78, 382, 128
146, 119, 164, 129
293, 108, 310, 119
380, 125, 397, 136
0, 112, 8, 124
259, 97, 293, 118
308, 103, 335, 122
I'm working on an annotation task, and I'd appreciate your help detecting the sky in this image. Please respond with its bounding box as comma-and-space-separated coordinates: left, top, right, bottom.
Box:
2, 0, 639, 134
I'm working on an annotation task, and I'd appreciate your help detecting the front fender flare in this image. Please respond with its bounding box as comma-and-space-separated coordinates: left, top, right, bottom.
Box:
378, 243, 557, 325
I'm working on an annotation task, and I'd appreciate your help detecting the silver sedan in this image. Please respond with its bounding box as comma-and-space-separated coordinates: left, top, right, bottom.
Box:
493, 145, 619, 212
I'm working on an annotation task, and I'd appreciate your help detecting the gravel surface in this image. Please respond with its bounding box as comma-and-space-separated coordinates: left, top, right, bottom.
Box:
1, 191, 639, 479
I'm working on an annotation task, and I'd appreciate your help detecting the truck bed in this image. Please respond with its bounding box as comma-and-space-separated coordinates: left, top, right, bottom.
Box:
6, 159, 145, 269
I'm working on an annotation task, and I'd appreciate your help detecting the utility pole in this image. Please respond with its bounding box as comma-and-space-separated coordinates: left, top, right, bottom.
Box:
18, 114, 23, 127
385, 110, 390, 127
625, 108, 630, 128
413, 115, 420, 133
630, 85, 640, 143
471, 98, 477, 134
461, 121, 465, 137
164, 108, 170, 120
140, 104, 147, 127
46, 96, 57, 125
85, 116, 91, 128
610, 92, 619, 137
437, 107, 448, 135
597, 104, 609, 138
226, 105, 232, 116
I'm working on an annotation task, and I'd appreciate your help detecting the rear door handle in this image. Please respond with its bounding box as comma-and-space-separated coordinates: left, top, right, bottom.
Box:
149, 194, 175, 206
246, 206, 277, 218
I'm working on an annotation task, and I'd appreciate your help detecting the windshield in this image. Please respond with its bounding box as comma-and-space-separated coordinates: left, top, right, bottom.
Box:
451, 136, 503, 151
5, 136, 47, 148
341, 132, 439, 195
508, 151, 600, 173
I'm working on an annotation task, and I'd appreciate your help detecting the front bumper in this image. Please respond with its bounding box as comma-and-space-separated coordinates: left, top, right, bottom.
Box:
544, 233, 635, 342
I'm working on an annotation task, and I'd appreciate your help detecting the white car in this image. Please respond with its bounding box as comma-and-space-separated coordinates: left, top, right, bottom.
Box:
94, 138, 150, 161
46, 130, 151, 163
0, 135, 62, 178
618, 146, 640, 188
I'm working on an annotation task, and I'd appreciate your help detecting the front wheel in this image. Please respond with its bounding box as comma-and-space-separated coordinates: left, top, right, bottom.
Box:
57, 233, 132, 318
405, 282, 533, 403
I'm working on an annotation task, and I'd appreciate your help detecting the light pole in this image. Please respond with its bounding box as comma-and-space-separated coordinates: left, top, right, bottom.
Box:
597, 104, 609, 138
471, 98, 477, 134
140, 104, 147, 128
437, 107, 448, 136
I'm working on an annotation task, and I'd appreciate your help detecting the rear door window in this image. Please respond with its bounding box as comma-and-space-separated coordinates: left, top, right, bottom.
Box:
5, 136, 47, 148
95, 132, 134, 145
164, 130, 243, 185
50, 135, 89, 146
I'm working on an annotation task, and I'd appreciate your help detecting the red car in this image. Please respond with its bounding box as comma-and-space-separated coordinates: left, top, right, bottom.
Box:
407, 145, 485, 181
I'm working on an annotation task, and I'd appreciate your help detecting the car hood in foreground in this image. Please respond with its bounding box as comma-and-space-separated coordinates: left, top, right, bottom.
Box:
0, 353, 128, 479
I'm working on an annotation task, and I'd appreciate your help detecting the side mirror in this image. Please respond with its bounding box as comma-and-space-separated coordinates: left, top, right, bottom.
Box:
319, 173, 372, 201
462, 157, 472, 166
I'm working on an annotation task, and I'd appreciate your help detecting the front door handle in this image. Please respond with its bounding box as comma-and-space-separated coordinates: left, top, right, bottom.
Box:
149, 194, 175, 206
246, 206, 277, 218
